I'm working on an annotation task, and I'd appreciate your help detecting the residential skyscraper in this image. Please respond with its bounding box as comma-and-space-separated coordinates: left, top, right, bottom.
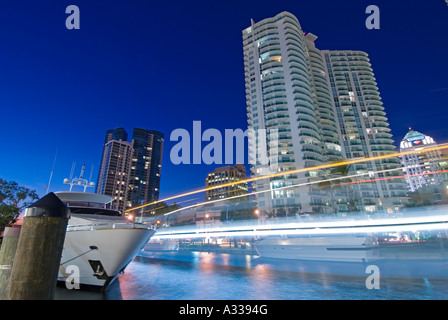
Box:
96, 127, 129, 190
96, 127, 164, 214
128, 128, 164, 207
400, 129, 444, 192
103, 127, 128, 143
96, 128, 134, 214
322, 49, 408, 211
243, 11, 407, 214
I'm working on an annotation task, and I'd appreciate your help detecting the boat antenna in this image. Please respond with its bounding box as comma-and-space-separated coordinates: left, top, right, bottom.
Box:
69, 161, 76, 181
89, 164, 94, 183
80, 164, 85, 179
46, 149, 58, 194
64, 162, 95, 192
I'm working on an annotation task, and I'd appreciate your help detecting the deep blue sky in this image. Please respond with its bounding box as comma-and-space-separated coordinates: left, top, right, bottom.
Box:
1, 0, 447, 202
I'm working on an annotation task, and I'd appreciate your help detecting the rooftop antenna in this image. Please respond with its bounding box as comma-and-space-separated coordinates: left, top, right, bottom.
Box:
64, 163, 95, 192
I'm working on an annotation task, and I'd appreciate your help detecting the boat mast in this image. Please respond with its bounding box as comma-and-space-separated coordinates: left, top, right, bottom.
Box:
46, 149, 58, 194
64, 163, 95, 192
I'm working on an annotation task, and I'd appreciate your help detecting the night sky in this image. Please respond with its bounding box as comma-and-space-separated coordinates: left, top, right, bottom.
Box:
1, 0, 447, 202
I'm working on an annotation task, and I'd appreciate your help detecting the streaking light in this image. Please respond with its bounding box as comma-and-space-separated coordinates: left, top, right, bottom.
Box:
126, 143, 448, 213
158, 166, 402, 217
152, 209, 448, 240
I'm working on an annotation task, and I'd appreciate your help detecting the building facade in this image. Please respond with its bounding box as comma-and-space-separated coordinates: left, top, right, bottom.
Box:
400, 129, 444, 192
96, 127, 164, 214
322, 49, 408, 212
243, 11, 407, 215
96, 128, 134, 214
96, 127, 129, 190
205, 164, 248, 201
128, 128, 164, 207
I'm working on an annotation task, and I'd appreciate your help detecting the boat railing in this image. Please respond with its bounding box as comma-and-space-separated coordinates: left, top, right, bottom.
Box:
67, 222, 153, 232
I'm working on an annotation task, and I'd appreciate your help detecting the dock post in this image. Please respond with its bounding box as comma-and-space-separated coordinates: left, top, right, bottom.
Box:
0, 226, 21, 300
8, 192, 69, 300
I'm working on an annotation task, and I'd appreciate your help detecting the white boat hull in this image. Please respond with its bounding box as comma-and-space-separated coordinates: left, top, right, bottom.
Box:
58, 217, 154, 290
255, 236, 379, 262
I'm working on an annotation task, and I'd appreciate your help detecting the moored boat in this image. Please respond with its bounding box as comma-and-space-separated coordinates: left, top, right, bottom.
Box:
53, 167, 155, 290
254, 235, 379, 262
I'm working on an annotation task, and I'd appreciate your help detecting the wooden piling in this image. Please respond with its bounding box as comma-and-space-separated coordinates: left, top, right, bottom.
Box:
7, 193, 69, 300
0, 226, 21, 300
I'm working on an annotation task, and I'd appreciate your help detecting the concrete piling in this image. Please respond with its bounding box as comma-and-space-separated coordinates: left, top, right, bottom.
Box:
7, 192, 69, 300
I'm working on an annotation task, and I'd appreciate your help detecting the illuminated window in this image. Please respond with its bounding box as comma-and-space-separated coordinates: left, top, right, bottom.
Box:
309, 171, 318, 177
349, 91, 355, 102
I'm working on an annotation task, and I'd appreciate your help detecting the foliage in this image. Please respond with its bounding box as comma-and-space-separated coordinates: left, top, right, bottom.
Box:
0, 178, 39, 233
317, 162, 360, 213
155, 202, 181, 215
220, 198, 256, 221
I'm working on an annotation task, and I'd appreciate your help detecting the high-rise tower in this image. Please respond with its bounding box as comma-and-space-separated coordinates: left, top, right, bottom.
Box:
322, 50, 408, 211
243, 12, 407, 214
96, 128, 134, 214
128, 128, 164, 207
96, 127, 164, 214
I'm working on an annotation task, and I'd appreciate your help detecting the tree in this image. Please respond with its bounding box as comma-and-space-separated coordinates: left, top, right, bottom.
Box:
0, 179, 39, 233
154, 202, 181, 215
318, 162, 359, 213
219, 197, 256, 222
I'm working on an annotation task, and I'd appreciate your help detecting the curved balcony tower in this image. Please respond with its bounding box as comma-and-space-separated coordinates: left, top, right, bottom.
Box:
243, 12, 343, 214
243, 11, 407, 215
322, 50, 408, 211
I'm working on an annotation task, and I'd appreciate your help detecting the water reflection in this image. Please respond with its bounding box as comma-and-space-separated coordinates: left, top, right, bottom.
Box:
55, 248, 448, 300
102, 250, 448, 300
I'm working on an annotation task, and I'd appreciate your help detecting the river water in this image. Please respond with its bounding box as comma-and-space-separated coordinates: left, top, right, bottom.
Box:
55, 249, 448, 300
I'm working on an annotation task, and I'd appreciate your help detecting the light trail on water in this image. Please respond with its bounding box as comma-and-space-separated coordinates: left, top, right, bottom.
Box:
152, 208, 448, 240
149, 167, 448, 218
126, 143, 448, 213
